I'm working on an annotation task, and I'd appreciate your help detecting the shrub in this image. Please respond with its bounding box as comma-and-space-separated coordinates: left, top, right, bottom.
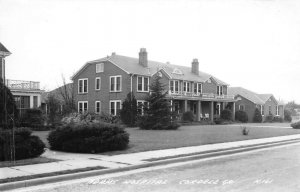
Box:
253, 108, 262, 123
291, 121, 300, 129
214, 118, 223, 125
182, 111, 195, 122
264, 114, 274, 123
220, 109, 232, 121
47, 122, 129, 153
20, 109, 44, 128
0, 127, 45, 161
273, 116, 283, 123
235, 110, 248, 123
120, 92, 138, 127
284, 109, 292, 122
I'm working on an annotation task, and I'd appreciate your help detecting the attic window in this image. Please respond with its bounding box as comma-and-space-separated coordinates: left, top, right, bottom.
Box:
172, 68, 182, 75
96, 63, 104, 73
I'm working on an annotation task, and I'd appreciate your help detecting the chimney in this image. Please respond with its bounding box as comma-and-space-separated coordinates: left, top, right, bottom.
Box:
191, 58, 199, 75
111, 52, 116, 56
139, 48, 148, 67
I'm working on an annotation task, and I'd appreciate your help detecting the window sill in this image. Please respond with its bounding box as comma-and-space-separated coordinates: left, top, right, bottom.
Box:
110, 91, 122, 93
78, 92, 88, 95
137, 91, 150, 93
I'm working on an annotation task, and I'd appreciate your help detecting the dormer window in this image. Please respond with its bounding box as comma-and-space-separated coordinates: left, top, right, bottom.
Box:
172, 68, 183, 75
96, 63, 104, 73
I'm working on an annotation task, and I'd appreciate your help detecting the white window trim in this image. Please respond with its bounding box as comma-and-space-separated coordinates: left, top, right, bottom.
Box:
78, 101, 88, 113
78, 78, 88, 94
95, 101, 101, 114
261, 105, 264, 116
183, 81, 191, 93
137, 76, 149, 92
137, 100, 148, 115
96, 63, 104, 73
109, 100, 122, 116
239, 105, 245, 111
95, 77, 101, 90
169, 80, 180, 93
276, 105, 279, 116
217, 85, 223, 96
216, 103, 221, 115
110, 75, 122, 92
194, 83, 202, 94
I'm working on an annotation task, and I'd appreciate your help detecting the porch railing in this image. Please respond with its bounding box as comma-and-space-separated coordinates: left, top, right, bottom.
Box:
168, 90, 234, 100
6, 79, 40, 90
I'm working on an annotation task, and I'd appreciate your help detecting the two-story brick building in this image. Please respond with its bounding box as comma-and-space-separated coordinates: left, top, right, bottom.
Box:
228, 87, 284, 122
72, 48, 236, 122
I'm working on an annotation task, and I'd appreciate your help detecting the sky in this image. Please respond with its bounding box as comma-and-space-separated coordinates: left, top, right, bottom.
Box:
0, 0, 300, 103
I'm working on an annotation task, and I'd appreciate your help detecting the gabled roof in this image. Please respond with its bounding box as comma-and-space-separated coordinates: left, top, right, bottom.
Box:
72, 54, 229, 85
257, 94, 273, 103
0, 42, 11, 56
228, 87, 265, 105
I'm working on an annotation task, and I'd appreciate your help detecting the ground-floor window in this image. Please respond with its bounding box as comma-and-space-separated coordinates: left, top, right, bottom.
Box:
137, 100, 149, 115
95, 101, 101, 114
276, 105, 279, 116
110, 100, 122, 116
33, 96, 38, 108
239, 104, 245, 111
78, 101, 88, 113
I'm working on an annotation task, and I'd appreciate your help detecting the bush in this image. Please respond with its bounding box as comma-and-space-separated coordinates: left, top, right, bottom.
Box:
235, 110, 248, 123
264, 114, 274, 123
291, 121, 300, 129
47, 122, 129, 153
284, 109, 292, 122
214, 118, 223, 125
138, 115, 180, 130
182, 111, 195, 122
20, 109, 44, 129
120, 92, 138, 127
273, 116, 284, 123
0, 127, 45, 161
220, 109, 232, 121
253, 108, 262, 123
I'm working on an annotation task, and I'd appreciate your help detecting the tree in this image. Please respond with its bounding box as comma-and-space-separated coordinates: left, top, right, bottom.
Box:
284, 109, 292, 122
235, 110, 248, 123
138, 76, 179, 130
46, 93, 61, 126
58, 76, 76, 115
253, 108, 262, 123
120, 92, 138, 127
0, 78, 19, 128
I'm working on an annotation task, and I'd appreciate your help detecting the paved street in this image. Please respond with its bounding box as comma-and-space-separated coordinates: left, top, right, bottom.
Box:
13, 142, 300, 192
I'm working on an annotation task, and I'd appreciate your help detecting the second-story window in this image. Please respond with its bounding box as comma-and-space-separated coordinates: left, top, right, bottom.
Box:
183, 82, 190, 92
217, 86, 223, 95
95, 77, 101, 90
169, 80, 179, 92
78, 78, 88, 94
194, 83, 202, 94
110, 76, 122, 92
96, 63, 104, 73
137, 76, 149, 92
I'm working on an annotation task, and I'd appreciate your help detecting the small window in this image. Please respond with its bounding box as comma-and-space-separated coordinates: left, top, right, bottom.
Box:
95, 101, 101, 114
96, 63, 104, 73
137, 76, 149, 92
239, 105, 245, 111
276, 105, 279, 116
95, 77, 101, 90
78, 101, 88, 113
78, 78, 88, 94
172, 68, 183, 75
110, 76, 122, 92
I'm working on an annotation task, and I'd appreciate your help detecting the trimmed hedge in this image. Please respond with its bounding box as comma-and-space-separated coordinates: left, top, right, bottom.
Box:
291, 121, 300, 129
20, 109, 44, 129
253, 108, 262, 123
182, 111, 195, 122
235, 110, 248, 123
264, 114, 274, 123
220, 109, 232, 121
47, 122, 129, 153
0, 128, 45, 161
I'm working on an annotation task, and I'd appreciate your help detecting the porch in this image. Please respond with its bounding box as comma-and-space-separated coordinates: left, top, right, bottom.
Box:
170, 99, 236, 122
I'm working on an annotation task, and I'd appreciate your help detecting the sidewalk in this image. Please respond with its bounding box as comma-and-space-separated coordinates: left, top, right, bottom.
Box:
1, 134, 300, 189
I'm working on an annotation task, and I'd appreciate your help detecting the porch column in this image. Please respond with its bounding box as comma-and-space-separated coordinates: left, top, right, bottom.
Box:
232, 102, 235, 121
197, 100, 202, 121
30, 95, 34, 108
183, 100, 188, 112
210, 101, 214, 122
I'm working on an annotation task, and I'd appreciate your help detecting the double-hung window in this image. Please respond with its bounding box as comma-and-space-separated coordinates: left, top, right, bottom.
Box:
183, 82, 190, 92
95, 101, 101, 114
194, 83, 202, 94
217, 86, 223, 96
110, 76, 122, 92
169, 80, 179, 93
110, 100, 122, 116
96, 63, 104, 73
78, 78, 88, 94
78, 101, 88, 113
276, 105, 279, 116
137, 100, 149, 115
269, 106, 272, 115
261, 105, 264, 116
95, 77, 101, 90
239, 105, 245, 111
137, 76, 149, 92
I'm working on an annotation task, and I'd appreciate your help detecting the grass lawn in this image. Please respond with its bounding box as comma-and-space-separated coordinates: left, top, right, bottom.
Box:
33, 123, 300, 156
0, 157, 58, 168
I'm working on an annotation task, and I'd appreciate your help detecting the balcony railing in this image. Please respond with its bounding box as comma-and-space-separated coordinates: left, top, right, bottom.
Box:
6, 79, 40, 90
168, 90, 235, 100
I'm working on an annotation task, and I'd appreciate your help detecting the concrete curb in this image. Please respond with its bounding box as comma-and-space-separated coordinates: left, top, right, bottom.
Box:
1, 138, 300, 191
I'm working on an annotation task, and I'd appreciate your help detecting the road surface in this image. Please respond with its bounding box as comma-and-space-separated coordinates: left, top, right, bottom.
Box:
14, 142, 300, 192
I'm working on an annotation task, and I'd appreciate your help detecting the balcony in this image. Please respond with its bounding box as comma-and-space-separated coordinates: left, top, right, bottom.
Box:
6, 79, 40, 90
168, 90, 235, 100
